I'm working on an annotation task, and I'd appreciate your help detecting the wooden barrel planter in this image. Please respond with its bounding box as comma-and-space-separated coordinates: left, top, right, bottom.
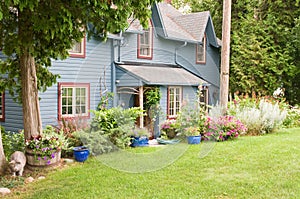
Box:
25, 148, 61, 170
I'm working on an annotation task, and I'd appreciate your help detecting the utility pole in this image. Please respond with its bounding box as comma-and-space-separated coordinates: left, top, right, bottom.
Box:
220, 0, 232, 110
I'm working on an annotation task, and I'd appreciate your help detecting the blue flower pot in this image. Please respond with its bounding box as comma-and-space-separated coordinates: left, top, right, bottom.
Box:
130, 136, 149, 147
187, 135, 201, 144
73, 146, 90, 162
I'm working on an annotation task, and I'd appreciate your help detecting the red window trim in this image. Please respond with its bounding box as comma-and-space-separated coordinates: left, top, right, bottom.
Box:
69, 37, 86, 58
0, 92, 5, 122
58, 82, 90, 120
196, 34, 206, 64
137, 21, 153, 60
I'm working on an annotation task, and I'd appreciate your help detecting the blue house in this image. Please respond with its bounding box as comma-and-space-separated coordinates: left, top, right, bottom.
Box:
0, 2, 221, 135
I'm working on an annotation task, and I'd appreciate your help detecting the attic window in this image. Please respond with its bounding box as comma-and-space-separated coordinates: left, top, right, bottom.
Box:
137, 21, 153, 59
0, 92, 4, 122
69, 37, 86, 58
196, 34, 206, 64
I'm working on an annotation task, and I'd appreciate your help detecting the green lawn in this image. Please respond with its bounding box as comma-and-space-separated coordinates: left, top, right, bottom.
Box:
5, 128, 300, 199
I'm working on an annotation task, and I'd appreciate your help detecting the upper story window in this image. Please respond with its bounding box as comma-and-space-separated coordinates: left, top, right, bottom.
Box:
69, 38, 86, 58
137, 21, 153, 59
0, 92, 4, 122
58, 83, 90, 120
196, 34, 206, 64
168, 86, 182, 118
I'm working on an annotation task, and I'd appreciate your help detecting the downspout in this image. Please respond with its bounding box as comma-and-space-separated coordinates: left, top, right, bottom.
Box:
174, 41, 187, 65
111, 31, 123, 107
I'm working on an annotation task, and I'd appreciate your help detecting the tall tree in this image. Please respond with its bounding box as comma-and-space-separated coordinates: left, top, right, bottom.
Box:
183, 0, 300, 104
0, 0, 159, 141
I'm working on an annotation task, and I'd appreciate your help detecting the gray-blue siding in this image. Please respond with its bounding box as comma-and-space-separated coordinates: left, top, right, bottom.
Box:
119, 30, 220, 104
0, 91, 23, 132
39, 38, 113, 127
1, 37, 112, 132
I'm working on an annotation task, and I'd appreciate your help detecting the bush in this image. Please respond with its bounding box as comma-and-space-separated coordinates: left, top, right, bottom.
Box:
90, 107, 144, 149
175, 102, 207, 136
228, 97, 287, 135
52, 117, 89, 157
73, 130, 115, 155
283, 105, 300, 128
204, 115, 247, 141
1, 131, 25, 161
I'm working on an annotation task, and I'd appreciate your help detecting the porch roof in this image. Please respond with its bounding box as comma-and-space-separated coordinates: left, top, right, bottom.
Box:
116, 62, 206, 86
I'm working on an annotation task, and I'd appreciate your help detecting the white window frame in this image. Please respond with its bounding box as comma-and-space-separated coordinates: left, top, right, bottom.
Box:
168, 86, 182, 118
58, 83, 90, 120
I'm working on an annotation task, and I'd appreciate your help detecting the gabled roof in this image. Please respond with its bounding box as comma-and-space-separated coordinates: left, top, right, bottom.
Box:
153, 2, 220, 47
157, 3, 209, 42
123, 2, 221, 47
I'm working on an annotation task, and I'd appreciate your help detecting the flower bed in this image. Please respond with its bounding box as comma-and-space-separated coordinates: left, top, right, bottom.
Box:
204, 115, 247, 142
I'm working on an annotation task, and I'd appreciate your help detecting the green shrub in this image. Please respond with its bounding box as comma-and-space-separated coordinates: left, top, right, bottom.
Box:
1, 131, 25, 161
204, 115, 247, 141
73, 130, 115, 155
90, 107, 144, 149
175, 102, 207, 136
283, 106, 300, 128
228, 98, 287, 135
52, 117, 89, 157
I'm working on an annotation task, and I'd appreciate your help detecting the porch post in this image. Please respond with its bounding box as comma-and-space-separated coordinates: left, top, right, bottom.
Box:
139, 86, 144, 128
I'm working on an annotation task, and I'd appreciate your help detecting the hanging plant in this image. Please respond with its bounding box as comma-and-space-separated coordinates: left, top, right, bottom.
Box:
144, 87, 161, 110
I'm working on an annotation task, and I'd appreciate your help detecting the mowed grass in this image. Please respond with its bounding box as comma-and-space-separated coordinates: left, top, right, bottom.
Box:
5, 128, 300, 199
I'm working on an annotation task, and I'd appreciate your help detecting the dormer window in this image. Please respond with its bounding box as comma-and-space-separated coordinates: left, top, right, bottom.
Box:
196, 34, 206, 64
69, 38, 86, 58
137, 21, 153, 59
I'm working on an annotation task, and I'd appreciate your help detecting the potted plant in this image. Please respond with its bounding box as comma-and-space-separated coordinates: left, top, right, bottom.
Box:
160, 119, 178, 139
185, 126, 201, 144
129, 127, 149, 147
73, 146, 90, 162
25, 126, 66, 167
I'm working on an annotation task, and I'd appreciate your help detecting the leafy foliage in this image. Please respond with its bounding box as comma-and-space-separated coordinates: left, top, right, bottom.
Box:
90, 107, 144, 149
204, 115, 247, 141
228, 97, 287, 135
25, 126, 67, 164
144, 87, 161, 110
1, 131, 25, 161
175, 102, 207, 135
0, 0, 159, 101
181, 0, 300, 105
52, 117, 89, 157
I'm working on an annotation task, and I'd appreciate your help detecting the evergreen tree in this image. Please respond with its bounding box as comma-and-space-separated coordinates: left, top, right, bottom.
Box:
184, 0, 300, 104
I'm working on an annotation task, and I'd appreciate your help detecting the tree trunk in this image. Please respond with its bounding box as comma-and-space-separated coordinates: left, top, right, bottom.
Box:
20, 51, 43, 140
0, 128, 7, 175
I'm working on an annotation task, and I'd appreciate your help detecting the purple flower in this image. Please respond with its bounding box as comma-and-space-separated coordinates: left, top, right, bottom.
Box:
51, 153, 56, 159
47, 160, 51, 165
37, 156, 41, 161
43, 156, 47, 160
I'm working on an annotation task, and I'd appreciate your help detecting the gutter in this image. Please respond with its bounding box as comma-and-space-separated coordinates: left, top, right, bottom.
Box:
175, 41, 216, 88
